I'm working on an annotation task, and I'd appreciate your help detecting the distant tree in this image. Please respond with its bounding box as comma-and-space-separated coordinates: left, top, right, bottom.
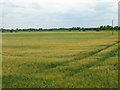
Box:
100, 26, 104, 30
15, 28, 18, 32
0, 28, 4, 32
76, 27, 81, 31
81, 27, 85, 31
103, 25, 112, 30
39, 28, 42, 31
114, 26, 119, 31
96, 28, 100, 31
10, 29, 14, 32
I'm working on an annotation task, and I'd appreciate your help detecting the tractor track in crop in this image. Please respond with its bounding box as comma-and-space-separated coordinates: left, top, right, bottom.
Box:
44, 41, 119, 69
28, 41, 119, 74
63, 47, 118, 76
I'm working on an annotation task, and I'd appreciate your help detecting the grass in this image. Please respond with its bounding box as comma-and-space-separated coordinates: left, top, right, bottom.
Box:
2, 31, 119, 88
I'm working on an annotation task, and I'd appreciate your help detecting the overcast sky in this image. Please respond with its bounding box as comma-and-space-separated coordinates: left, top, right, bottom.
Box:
0, 0, 119, 29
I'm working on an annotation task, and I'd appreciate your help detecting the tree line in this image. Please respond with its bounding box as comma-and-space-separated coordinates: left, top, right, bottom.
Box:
1, 25, 120, 32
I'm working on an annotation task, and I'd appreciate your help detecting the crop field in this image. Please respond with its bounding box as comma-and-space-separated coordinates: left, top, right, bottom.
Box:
2, 31, 119, 88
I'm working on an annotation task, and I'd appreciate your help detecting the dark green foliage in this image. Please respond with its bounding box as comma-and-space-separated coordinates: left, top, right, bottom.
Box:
1, 25, 120, 32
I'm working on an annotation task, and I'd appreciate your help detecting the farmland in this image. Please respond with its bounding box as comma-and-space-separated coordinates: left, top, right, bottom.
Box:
2, 31, 119, 88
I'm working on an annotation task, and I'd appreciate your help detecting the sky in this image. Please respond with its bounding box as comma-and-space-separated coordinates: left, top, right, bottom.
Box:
0, 0, 119, 29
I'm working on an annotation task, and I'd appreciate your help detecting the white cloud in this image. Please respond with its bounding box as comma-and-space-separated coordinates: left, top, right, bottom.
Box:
0, 0, 119, 28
